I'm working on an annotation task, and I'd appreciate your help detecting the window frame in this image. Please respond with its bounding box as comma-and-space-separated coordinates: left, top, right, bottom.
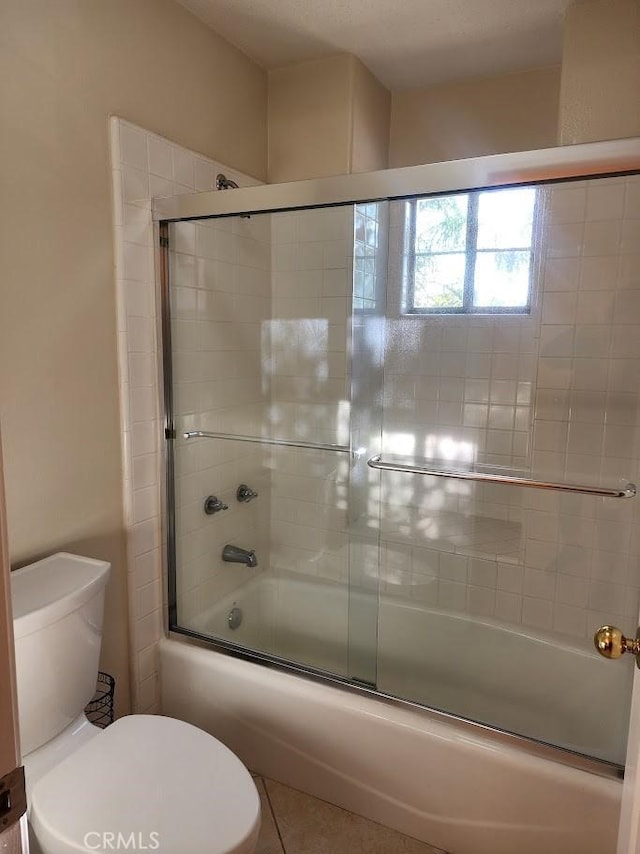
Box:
404, 189, 538, 316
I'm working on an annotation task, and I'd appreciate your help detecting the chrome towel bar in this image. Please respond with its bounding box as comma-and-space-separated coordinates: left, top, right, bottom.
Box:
367, 455, 636, 499
183, 430, 351, 454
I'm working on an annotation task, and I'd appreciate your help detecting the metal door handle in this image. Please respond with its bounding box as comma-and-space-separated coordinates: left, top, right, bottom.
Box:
594, 625, 640, 667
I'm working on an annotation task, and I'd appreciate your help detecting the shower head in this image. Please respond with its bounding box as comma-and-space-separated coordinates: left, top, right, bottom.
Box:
216, 172, 251, 218
216, 173, 239, 190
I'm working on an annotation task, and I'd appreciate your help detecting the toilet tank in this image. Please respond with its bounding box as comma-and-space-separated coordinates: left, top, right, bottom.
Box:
11, 553, 111, 756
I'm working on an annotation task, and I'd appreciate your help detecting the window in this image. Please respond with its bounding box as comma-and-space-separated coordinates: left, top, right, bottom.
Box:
404, 187, 537, 314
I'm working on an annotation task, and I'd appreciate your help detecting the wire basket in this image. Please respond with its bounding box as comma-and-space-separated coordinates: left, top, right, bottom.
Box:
85, 671, 115, 728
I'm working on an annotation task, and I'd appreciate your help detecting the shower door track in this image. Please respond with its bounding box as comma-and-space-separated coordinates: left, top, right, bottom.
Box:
167, 627, 623, 782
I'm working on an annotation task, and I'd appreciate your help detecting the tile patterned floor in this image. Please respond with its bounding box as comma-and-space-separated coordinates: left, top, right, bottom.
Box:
253, 776, 446, 854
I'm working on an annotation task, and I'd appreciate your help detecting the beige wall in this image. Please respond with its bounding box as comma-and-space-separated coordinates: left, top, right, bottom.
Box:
0, 0, 267, 715
350, 56, 391, 173
389, 67, 561, 168
268, 54, 391, 182
559, 0, 640, 144
268, 55, 354, 182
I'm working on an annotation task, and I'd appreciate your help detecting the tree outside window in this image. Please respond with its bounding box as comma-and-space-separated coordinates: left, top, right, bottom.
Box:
404, 187, 537, 314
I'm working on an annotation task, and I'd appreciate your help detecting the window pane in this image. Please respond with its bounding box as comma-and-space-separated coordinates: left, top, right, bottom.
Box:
477, 188, 536, 249
415, 194, 468, 253
413, 253, 465, 309
473, 250, 531, 308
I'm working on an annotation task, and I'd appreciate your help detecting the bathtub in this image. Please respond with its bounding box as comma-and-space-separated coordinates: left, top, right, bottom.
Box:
161, 575, 624, 854
377, 598, 631, 766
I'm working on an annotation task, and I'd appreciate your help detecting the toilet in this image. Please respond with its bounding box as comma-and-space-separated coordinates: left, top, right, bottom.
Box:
11, 552, 260, 854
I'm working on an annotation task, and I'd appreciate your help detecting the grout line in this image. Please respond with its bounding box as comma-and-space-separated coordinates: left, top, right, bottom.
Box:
262, 777, 288, 854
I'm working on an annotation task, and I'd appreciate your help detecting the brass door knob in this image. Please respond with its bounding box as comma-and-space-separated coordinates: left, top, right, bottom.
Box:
594, 625, 640, 666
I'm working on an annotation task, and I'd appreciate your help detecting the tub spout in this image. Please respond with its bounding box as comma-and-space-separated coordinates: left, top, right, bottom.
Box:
222, 544, 258, 568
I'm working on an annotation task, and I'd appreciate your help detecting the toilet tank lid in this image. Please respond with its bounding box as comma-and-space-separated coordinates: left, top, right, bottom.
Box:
11, 552, 110, 639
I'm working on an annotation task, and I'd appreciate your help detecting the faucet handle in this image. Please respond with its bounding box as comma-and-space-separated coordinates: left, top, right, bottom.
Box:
237, 484, 258, 503
204, 495, 229, 515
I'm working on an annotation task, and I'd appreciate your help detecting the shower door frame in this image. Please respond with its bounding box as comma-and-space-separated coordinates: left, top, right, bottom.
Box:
154, 138, 640, 222
155, 136, 640, 781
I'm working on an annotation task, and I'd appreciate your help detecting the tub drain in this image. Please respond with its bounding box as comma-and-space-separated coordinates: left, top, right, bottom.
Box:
228, 605, 243, 630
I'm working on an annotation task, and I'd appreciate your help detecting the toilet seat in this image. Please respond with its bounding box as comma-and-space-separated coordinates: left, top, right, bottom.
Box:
29, 715, 260, 854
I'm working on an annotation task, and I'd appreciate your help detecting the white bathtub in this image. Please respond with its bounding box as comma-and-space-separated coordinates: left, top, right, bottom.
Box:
183, 573, 631, 764
377, 598, 631, 766
162, 575, 624, 854
186, 573, 350, 674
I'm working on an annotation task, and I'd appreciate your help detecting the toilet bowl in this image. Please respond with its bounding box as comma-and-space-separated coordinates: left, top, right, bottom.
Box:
11, 553, 260, 854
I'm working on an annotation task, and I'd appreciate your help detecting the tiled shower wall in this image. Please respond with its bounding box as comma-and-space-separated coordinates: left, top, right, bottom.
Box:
112, 114, 640, 711
109, 117, 261, 712
268, 207, 353, 585
171, 216, 272, 626
379, 175, 640, 642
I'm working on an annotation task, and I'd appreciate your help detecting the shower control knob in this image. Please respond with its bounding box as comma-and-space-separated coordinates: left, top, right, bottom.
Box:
594, 625, 640, 667
237, 484, 258, 503
204, 495, 228, 515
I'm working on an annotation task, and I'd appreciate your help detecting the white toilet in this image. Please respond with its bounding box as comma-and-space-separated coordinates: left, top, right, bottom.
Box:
11, 552, 260, 854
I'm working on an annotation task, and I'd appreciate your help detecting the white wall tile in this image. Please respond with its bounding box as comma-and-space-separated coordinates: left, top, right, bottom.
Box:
123, 203, 153, 246
148, 136, 174, 179
621, 220, 640, 254
124, 282, 152, 318
552, 603, 586, 637
467, 585, 495, 617
579, 256, 618, 291
574, 326, 610, 358
522, 596, 553, 630
540, 325, 574, 357
544, 257, 580, 292
172, 148, 195, 189
585, 183, 625, 222
547, 222, 583, 258
582, 220, 621, 256
122, 166, 149, 203
111, 117, 262, 712
614, 290, 640, 324
495, 591, 522, 623
438, 580, 467, 611
149, 174, 176, 198
120, 124, 149, 171
542, 292, 577, 325
576, 290, 615, 324
344, 178, 639, 653
549, 186, 586, 224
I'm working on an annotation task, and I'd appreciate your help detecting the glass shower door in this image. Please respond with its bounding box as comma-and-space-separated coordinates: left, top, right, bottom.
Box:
167, 203, 381, 684
346, 202, 387, 687
160, 141, 640, 768
373, 175, 640, 765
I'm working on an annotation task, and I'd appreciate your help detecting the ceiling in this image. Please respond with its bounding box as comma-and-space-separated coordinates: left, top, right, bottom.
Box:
178, 0, 579, 91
